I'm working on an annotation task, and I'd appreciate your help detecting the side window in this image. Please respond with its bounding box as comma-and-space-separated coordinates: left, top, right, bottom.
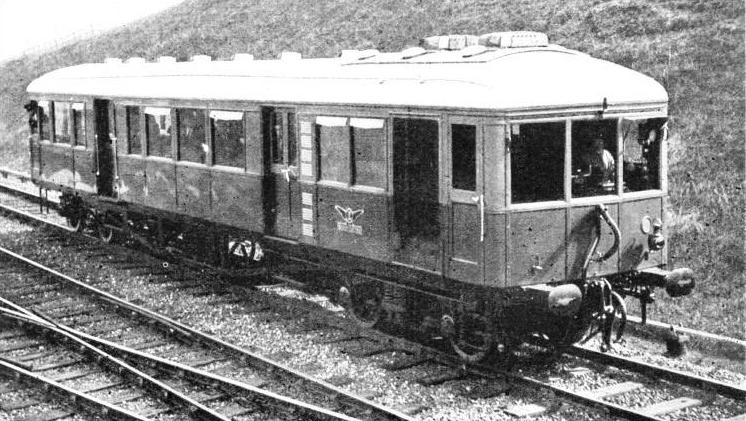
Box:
622, 118, 663, 192
145, 107, 172, 158
72, 103, 85, 147
351, 118, 386, 189
126, 106, 141, 155
265, 109, 296, 166
53, 102, 71, 144
38, 101, 51, 141
452, 123, 476, 191
211, 110, 245, 169
511, 122, 565, 204
177, 108, 206, 164
571, 120, 618, 197
316, 116, 349, 183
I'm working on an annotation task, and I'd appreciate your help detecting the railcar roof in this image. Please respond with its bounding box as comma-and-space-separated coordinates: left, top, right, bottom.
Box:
27, 45, 668, 112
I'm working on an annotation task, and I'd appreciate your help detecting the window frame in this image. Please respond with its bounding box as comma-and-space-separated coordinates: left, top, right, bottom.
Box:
144, 106, 173, 159
124, 105, 142, 156
52, 101, 73, 145
315, 115, 350, 185
449, 116, 482, 204
176, 108, 208, 165
210, 109, 246, 171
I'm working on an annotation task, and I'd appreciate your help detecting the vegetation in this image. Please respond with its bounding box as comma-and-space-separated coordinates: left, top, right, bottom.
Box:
0, 0, 742, 337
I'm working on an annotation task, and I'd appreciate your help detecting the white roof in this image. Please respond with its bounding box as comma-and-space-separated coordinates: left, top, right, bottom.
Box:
27, 45, 668, 113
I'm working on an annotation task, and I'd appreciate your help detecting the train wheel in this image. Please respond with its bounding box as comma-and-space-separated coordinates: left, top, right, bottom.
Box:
66, 215, 83, 232
338, 281, 383, 329
443, 313, 496, 364
98, 223, 115, 243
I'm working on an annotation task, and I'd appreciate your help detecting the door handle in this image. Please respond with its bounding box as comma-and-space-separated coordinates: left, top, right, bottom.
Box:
472, 194, 485, 242
281, 167, 296, 182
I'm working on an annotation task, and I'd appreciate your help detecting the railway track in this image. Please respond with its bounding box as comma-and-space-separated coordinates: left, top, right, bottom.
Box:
0, 305, 206, 421
0, 172, 744, 420
0, 244, 411, 421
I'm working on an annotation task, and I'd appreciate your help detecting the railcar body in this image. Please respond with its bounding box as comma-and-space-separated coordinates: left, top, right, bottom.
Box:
26, 31, 694, 360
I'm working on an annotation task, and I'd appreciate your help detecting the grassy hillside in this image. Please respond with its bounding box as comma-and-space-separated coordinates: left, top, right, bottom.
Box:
0, 0, 743, 337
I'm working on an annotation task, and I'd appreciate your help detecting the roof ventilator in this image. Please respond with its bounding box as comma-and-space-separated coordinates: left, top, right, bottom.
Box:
104, 57, 123, 65
158, 56, 176, 63
421, 34, 479, 50
461, 45, 488, 58
478, 31, 549, 48
280, 51, 302, 60
401, 46, 431, 59
125, 57, 145, 64
190, 54, 212, 63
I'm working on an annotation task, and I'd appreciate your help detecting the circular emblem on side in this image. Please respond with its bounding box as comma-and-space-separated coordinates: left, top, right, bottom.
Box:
640, 216, 653, 234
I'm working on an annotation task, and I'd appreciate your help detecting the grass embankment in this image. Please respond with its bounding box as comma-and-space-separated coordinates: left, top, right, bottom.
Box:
0, 0, 742, 337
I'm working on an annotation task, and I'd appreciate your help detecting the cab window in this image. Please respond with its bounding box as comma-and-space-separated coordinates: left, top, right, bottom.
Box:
623, 118, 664, 192
510, 122, 565, 203
571, 120, 618, 197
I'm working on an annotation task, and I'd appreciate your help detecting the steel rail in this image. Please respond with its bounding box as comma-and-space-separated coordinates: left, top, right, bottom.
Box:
568, 345, 746, 400
0, 305, 231, 421
70, 328, 360, 421
0, 244, 414, 421
0, 359, 151, 421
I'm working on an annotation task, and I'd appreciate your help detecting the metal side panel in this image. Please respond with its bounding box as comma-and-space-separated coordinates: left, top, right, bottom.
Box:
507, 208, 566, 286
210, 170, 264, 232
72, 148, 96, 194
619, 197, 665, 271
176, 164, 211, 218
116, 155, 146, 204
567, 204, 620, 280
144, 159, 176, 212
40, 143, 74, 188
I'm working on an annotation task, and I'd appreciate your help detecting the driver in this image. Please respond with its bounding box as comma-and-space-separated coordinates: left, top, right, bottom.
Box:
580, 137, 615, 191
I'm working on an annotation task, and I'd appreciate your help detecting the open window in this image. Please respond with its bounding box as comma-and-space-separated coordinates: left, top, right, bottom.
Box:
125, 106, 141, 155
211, 110, 245, 169
622, 118, 664, 192
72, 103, 86, 147
510, 122, 565, 204
351, 118, 386, 189
571, 119, 618, 198
38, 101, 51, 141
177, 108, 207, 164
317, 116, 349, 183
145, 107, 172, 158
53, 102, 71, 144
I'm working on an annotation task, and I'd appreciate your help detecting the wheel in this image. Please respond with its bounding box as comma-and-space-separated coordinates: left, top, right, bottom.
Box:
66, 215, 83, 232
337, 281, 383, 328
443, 313, 497, 364
98, 223, 114, 243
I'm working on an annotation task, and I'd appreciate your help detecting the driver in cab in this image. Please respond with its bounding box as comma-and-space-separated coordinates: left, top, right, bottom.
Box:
577, 137, 615, 193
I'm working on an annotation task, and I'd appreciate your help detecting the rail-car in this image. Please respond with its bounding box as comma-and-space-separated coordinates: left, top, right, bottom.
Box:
25, 31, 695, 362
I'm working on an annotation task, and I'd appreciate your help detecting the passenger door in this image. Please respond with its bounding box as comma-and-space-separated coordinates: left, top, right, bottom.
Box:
447, 117, 484, 283
94, 99, 116, 197
392, 117, 441, 273
263, 107, 301, 239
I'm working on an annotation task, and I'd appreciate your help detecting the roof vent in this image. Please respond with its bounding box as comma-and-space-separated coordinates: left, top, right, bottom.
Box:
190, 54, 212, 63
479, 31, 548, 48
421, 34, 479, 50
340, 49, 380, 60
104, 57, 122, 64
232, 53, 254, 61
279, 51, 302, 60
461, 45, 488, 58
158, 56, 176, 63
401, 47, 430, 59
125, 57, 145, 64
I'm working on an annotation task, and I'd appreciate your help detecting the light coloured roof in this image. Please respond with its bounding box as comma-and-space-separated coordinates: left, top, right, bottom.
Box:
27, 45, 668, 113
